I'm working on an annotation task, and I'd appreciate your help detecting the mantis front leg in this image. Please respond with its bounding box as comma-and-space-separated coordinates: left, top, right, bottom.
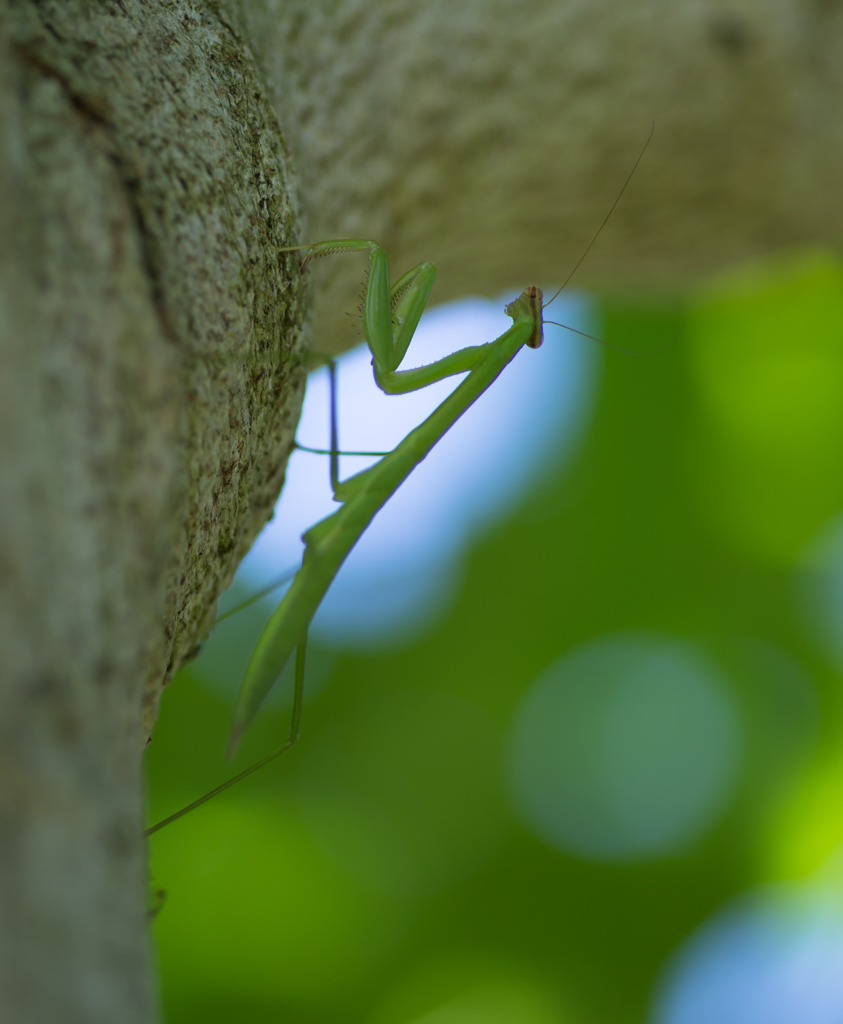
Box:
291, 239, 508, 398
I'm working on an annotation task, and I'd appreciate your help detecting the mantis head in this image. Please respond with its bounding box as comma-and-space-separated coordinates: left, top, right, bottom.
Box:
504, 285, 544, 349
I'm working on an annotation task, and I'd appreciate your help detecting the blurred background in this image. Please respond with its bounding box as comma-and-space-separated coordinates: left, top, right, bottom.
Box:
146, 246, 843, 1024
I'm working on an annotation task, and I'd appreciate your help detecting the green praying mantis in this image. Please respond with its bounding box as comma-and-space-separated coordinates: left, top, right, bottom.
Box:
145, 134, 653, 838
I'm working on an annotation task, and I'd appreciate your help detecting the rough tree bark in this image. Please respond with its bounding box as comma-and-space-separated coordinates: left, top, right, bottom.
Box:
0, 3, 305, 1021
0, 1, 840, 1021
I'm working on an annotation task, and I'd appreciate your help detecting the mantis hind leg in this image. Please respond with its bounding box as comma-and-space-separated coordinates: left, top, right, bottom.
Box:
144, 629, 308, 836
293, 359, 389, 491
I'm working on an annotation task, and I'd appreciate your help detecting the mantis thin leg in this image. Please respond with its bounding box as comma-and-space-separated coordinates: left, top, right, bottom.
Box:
144, 629, 307, 836
294, 361, 389, 462
328, 360, 340, 493
213, 568, 298, 625
296, 443, 389, 457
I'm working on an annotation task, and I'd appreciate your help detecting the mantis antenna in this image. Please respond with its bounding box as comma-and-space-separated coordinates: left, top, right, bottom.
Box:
543, 123, 655, 312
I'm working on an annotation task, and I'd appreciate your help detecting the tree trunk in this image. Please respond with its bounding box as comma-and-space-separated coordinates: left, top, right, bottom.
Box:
0, 3, 305, 1020
0, 0, 840, 1020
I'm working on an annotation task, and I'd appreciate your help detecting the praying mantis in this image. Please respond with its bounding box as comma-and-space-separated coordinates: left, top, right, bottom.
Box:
145, 133, 652, 837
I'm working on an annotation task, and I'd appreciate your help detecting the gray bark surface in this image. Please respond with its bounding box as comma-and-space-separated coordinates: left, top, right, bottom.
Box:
0, 0, 841, 1021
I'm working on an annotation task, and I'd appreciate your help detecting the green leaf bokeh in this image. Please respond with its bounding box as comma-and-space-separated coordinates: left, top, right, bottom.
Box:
146, 250, 843, 1024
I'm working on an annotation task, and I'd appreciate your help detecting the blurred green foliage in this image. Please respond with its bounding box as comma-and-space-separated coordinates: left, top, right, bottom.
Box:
146, 250, 843, 1024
